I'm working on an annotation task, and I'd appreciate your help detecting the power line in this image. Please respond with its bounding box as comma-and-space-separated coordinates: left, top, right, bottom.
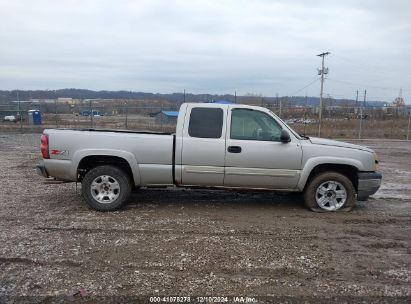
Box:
327, 78, 408, 91
289, 78, 320, 96
330, 54, 388, 75
331, 54, 411, 78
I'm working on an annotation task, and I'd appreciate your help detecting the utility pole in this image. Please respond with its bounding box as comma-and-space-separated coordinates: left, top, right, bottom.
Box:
17, 90, 20, 115
407, 111, 410, 140
124, 101, 128, 129
89, 99, 93, 128
183, 89, 186, 104
359, 89, 366, 139
55, 99, 58, 128
317, 51, 330, 137
355, 90, 359, 116
160, 104, 164, 131
17, 91, 23, 130
279, 96, 282, 117
303, 94, 308, 136
234, 91, 237, 103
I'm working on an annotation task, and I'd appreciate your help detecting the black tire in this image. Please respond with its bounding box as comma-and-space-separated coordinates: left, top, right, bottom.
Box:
303, 171, 355, 212
81, 165, 132, 211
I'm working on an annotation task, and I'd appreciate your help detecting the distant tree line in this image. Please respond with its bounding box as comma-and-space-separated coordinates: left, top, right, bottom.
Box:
0, 89, 386, 107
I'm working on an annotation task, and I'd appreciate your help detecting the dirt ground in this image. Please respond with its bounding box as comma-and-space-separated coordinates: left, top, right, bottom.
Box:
0, 134, 410, 303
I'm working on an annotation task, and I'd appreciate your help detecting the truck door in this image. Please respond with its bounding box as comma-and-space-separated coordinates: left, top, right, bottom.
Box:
224, 108, 302, 189
181, 105, 227, 186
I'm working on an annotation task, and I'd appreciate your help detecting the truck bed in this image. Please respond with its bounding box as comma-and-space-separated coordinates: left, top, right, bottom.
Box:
42, 128, 175, 185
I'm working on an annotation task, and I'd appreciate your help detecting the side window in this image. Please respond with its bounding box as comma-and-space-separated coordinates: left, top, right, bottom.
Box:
188, 107, 224, 138
231, 109, 282, 141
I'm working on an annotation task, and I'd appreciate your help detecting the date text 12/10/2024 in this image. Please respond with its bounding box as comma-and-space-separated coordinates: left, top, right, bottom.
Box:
149, 296, 258, 303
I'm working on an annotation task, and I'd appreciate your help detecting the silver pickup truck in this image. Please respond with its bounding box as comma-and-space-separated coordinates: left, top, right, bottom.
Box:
36, 102, 381, 212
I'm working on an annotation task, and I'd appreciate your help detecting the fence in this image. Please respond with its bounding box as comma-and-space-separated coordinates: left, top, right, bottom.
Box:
1, 101, 410, 140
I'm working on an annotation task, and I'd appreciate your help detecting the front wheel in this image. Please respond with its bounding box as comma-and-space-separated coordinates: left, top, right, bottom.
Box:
81, 165, 132, 211
303, 172, 355, 212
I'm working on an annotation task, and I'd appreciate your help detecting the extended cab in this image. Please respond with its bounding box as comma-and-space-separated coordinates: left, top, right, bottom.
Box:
36, 103, 381, 212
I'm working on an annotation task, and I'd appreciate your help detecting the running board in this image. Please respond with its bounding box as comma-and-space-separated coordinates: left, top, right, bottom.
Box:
43, 178, 68, 184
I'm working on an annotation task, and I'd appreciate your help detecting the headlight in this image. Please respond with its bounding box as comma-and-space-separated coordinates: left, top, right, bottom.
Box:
373, 152, 379, 171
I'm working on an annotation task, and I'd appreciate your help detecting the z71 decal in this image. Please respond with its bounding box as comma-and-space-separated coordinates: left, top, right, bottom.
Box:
51, 149, 69, 156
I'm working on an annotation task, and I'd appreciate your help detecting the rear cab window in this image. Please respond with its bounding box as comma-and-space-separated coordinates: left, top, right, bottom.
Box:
188, 107, 224, 138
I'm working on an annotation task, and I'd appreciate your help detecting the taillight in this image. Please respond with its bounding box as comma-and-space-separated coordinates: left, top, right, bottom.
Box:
40, 134, 49, 159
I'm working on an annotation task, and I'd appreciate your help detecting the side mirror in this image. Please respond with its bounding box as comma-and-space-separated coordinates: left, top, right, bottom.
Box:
280, 129, 291, 143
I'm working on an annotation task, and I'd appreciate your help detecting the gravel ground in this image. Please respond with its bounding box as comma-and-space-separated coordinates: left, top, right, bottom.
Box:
0, 134, 410, 303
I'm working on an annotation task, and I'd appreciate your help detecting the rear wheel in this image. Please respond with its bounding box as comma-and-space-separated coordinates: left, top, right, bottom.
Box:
304, 172, 355, 212
81, 165, 132, 211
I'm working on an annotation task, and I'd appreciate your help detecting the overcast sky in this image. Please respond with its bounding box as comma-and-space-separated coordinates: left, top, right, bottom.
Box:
0, 0, 410, 102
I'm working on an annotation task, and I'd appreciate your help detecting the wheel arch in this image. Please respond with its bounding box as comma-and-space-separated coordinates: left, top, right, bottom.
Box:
299, 158, 361, 192
74, 150, 141, 185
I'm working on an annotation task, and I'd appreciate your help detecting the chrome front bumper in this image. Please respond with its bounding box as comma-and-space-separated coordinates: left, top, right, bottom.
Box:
357, 172, 382, 201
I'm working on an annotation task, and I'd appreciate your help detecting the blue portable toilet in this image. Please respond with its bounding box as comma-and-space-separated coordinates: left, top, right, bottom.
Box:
28, 110, 42, 125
